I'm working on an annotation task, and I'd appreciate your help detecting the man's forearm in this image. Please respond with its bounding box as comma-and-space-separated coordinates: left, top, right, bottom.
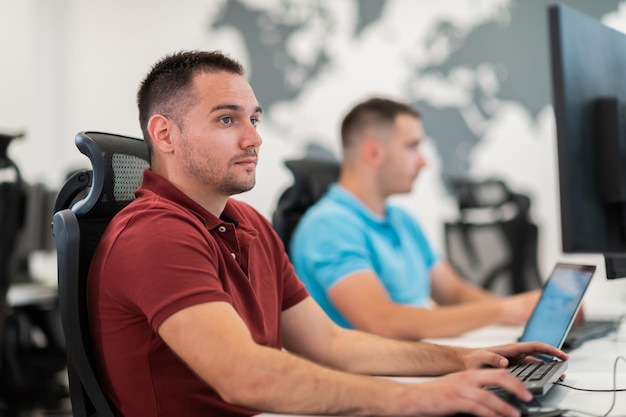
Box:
300, 325, 469, 376
216, 343, 413, 416
361, 301, 506, 340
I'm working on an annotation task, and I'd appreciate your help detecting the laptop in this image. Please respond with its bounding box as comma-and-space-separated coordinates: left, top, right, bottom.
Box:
562, 319, 621, 350
518, 262, 596, 349
522, 262, 620, 351
510, 262, 596, 396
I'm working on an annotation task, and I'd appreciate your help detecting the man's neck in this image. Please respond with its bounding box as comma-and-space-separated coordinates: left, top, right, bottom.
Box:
154, 168, 229, 218
338, 174, 387, 217
179, 183, 229, 218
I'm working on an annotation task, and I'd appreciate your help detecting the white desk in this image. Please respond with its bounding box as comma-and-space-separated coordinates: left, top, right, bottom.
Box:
259, 320, 626, 416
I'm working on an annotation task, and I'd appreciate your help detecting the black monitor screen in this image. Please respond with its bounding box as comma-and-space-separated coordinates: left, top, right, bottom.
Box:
549, 4, 626, 279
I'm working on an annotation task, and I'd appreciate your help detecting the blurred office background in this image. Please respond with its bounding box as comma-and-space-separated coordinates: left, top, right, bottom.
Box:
2, 0, 626, 312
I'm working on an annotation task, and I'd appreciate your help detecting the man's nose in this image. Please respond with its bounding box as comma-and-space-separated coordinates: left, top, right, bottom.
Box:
241, 122, 262, 149
417, 151, 427, 169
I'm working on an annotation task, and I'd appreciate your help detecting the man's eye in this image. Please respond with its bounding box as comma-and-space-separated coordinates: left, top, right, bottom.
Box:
251, 118, 261, 127
407, 141, 420, 150
220, 116, 232, 124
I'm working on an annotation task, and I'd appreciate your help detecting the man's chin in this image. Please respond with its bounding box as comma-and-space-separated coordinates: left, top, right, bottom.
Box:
395, 185, 414, 195
226, 182, 255, 196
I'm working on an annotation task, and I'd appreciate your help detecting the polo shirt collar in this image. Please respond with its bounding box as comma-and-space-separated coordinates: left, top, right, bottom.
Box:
329, 184, 391, 225
140, 169, 240, 229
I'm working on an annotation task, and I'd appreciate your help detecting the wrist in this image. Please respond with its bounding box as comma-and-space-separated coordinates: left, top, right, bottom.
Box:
455, 346, 475, 371
492, 298, 509, 324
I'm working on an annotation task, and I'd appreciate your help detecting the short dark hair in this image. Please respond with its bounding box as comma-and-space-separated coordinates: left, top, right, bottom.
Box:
137, 50, 245, 157
340, 97, 421, 149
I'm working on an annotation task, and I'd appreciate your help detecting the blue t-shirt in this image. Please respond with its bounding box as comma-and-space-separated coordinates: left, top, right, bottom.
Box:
290, 184, 439, 328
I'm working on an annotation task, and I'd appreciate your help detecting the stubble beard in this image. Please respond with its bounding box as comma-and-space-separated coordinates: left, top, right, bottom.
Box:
181, 145, 257, 196
218, 170, 256, 196
222, 147, 258, 195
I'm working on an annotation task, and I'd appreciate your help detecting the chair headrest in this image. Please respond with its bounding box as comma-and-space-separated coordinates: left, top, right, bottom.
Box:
56, 131, 150, 220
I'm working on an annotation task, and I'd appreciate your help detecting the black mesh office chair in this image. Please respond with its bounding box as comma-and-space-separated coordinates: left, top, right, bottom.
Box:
0, 133, 25, 357
0, 133, 69, 414
52, 131, 149, 417
444, 178, 543, 295
272, 157, 340, 255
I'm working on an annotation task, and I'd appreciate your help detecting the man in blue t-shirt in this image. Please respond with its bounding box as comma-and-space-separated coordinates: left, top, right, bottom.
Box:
291, 97, 541, 339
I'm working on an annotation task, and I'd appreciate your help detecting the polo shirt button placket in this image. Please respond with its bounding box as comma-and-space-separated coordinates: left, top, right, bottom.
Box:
217, 224, 238, 262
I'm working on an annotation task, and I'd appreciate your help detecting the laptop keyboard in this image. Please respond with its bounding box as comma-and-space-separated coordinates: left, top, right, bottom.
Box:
507, 360, 567, 396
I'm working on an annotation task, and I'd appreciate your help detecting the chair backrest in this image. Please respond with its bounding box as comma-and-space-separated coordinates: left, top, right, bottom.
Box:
272, 158, 340, 254
444, 178, 543, 295
0, 133, 26, 359
52, 131, 149, 417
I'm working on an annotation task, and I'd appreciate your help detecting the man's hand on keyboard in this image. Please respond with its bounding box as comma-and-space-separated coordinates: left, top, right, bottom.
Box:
415, 368, 533, 417
462, 341, 569, 370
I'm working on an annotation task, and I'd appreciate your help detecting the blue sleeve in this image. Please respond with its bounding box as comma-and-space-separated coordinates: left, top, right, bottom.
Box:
291, 206, 373, 292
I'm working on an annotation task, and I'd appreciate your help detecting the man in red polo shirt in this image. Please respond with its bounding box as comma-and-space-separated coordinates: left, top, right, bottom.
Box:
88, 50, 566, 417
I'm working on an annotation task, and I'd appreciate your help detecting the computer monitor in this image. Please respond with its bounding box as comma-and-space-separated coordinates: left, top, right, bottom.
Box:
549, 4, 626, 279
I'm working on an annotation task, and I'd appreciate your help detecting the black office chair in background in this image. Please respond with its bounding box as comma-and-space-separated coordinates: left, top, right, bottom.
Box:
0, 132, 26, 369
272, 154, 340, 255
52, 131, 149, 417
0, 132, 69, 415
444, 178, 543, 295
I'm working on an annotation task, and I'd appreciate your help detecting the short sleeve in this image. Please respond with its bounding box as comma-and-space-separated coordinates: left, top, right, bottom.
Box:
292, 206, 373, 291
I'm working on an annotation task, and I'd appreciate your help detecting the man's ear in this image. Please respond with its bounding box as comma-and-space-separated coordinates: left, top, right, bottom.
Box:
147, 114, 176, 154
361, 137, 382, 166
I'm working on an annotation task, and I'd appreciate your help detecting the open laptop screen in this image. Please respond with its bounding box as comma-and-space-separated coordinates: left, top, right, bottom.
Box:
518, 263, 596, 348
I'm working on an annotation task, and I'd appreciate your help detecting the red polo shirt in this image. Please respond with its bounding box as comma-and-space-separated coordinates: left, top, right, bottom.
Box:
88, 169, 309, 417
